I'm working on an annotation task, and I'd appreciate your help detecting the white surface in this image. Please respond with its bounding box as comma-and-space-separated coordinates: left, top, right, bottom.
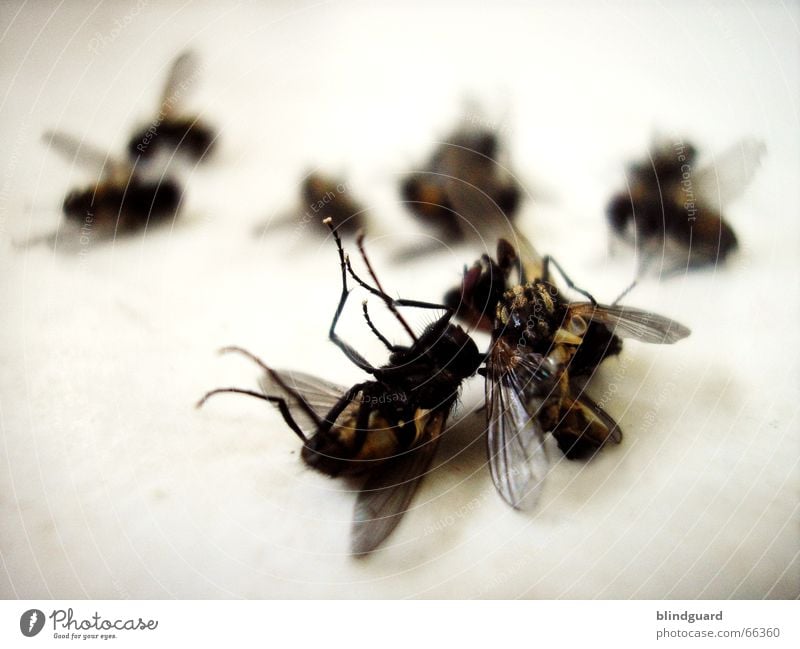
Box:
1, 0, 798, 599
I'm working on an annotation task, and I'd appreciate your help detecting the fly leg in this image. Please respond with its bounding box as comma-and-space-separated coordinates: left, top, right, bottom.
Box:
197, 346, 327, 442
542, 255, 597, 305
361, 301, 400, 352
324, 218, 381, 374
196, 387, 308, 442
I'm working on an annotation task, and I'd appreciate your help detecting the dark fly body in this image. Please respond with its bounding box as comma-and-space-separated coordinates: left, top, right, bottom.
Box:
446, 239, 690, 509
254, 173, 367, 240
198, 219, 483, 555
128, 51, 216, 163
607, 138, 764, 273
43, 130, 182, 235
401, 124, 522, 243
300, 173, 366, 235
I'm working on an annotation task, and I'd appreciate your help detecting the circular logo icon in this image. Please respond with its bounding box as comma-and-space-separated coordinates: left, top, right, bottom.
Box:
20, 609, 45, 637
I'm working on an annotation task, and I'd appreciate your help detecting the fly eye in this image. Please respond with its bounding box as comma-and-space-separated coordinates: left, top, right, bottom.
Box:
567, 314, 588, 336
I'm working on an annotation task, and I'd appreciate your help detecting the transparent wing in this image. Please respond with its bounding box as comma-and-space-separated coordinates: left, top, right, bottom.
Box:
693, 139, 766, 210
433, 128, 522, 237
42, 130, 126, 177
510, 230, 544, 283
159, 50, 200, 116
485, 341, 550, 511
350, 410, 444, 556
259, 369, 348, 437
569, 303, 691, 344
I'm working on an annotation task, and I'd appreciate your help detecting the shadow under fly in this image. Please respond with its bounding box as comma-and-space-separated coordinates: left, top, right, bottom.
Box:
198, 218, 483, 556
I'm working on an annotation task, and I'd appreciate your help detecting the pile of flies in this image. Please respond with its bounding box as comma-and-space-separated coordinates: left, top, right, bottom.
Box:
255, 172, 367, 239
29, 130, 182, 247
445, 238, 690, 510
399, 120, 522, 258
607, 137, 765, 275
198, 217, 483, 555
128, 50, 216, 164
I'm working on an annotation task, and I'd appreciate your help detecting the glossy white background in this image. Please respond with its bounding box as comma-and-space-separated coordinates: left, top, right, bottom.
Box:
1, 0, 798, 598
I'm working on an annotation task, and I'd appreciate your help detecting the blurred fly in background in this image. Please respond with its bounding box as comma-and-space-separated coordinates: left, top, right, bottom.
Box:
606, 137, 765, 275
128, 50, 217, 165
40, 130, 182, 241
398, 115, 523, 257
255, 172, 368, 239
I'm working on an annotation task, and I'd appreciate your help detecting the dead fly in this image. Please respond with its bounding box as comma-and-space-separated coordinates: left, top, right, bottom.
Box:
401, 123, 521, 244
607, 138, 765, 274
128, 51, 216, 163
446, 239, 690, 509
42, 130, 182, 236
301, 174, 367, 234
445, 238, 623, 459
198, 219, 483, 555
445, 238, 624, 387
264, 173, 366, 237
254, 173, 367, 240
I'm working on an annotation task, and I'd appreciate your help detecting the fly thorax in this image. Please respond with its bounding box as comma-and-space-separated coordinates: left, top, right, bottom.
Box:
496, 282, 563, 351
392, 322, 481, 409
416, 384, 459, 412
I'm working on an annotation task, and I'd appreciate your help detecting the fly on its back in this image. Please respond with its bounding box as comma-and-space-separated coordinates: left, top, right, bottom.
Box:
198, 218, 483, 555
446, 238, 691, 510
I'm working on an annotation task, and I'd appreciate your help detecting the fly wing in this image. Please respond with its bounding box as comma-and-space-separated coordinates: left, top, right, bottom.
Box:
485, 341, 550, 511
693, 139, 766, 210
259, 369, 348, 437
436, 130, 521, 235
442, 165, 497, 227
511, 230, 544, 284
158, 50, 200, 117
570, 303, 691, 344
42, 130, 127, 178
350, 410, 444, 556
